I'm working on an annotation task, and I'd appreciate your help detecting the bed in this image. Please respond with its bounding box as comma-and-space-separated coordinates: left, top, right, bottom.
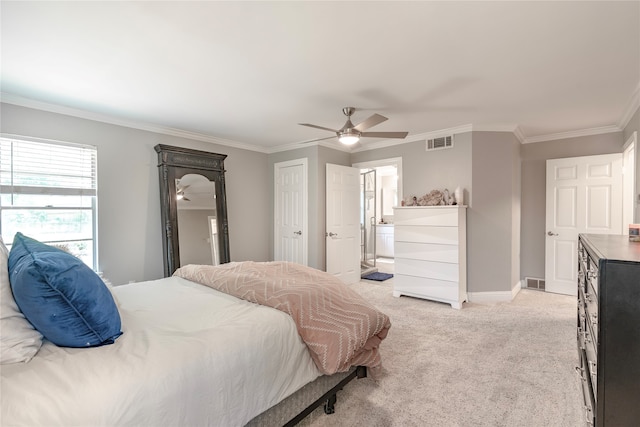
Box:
1, 234, 390, 426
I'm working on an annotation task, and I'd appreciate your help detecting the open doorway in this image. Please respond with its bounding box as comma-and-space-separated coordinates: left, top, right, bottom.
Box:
353, 157, 402, 276
360, 169, 377, 276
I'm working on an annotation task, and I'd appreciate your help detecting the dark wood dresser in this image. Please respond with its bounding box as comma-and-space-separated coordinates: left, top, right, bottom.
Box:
577, 234, 640, 426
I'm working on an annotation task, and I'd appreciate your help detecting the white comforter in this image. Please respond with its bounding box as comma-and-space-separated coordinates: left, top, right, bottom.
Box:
1, 277, 321, 426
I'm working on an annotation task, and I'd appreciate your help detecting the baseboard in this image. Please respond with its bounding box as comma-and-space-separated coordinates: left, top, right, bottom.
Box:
468, 282, 521, 304
513, 281, 522, 298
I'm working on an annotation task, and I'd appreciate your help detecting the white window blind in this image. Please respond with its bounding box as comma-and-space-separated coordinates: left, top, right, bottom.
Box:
0, 136, 98, 269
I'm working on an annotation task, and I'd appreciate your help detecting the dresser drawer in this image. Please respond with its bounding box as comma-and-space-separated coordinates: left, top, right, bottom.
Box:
584, 295, 598, 345
394, 241, 459, 263
587, 263, 599, 295
577, 293, 587, 350
394, 274, 461, 301
395, 258, 459, 282
394, 207, 459, 226
578, 259, 587, 293
395, 226, 458, 245
584, 323, 598, 397
578, 349, 596, 425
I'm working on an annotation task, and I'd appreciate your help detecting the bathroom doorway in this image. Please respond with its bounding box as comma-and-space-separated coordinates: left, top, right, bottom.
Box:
360, 169, 377, 276
353, 157, 402, 276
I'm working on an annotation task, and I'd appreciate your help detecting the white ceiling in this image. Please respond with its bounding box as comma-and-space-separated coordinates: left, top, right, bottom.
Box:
1, 1, 639, 152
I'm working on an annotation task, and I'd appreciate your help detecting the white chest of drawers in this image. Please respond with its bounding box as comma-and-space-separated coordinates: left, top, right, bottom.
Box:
392, 206, 467, 309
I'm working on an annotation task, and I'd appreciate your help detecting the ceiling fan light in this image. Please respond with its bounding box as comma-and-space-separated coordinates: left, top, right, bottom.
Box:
339, 134, 360, 145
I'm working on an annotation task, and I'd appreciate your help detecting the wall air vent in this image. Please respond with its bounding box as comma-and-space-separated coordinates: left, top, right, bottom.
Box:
426, 135, 454, 151
525, 277, 545, 291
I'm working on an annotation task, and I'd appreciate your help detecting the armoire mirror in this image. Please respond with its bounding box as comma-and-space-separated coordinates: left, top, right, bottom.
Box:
155, 144, 230, 277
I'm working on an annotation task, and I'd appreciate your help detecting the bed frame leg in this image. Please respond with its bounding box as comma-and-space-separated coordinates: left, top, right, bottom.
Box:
282, 366, 367, 425
323, 394, 337, 414
356, 365, 367, 379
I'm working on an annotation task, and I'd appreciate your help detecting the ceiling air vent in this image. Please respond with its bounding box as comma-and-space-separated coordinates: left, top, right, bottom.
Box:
426, 135, 454, 151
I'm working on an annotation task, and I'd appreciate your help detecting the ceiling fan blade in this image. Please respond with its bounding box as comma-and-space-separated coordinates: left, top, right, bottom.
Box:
300, 135, 338, 144
299, 123, 339, 133
353, 113, 387, 131
360, 131, 409, 139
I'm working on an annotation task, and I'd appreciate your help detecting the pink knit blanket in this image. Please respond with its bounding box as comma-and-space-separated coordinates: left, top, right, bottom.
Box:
173, 261, 391, 375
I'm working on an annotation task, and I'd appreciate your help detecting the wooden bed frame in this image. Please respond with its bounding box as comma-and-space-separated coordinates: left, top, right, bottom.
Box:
247, 366, 367, 426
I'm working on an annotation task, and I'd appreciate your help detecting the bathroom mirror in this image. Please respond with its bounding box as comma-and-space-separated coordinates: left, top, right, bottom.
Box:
155, 144, 230, 277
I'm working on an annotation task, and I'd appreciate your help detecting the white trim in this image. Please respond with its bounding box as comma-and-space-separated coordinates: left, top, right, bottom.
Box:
622, 131, 637, 227
1, 132, 96, 150
273, 158, 308, 266
618, 84, 640, 131
512, 281, 522, 299
522, 125, 622, 144
268, 139, 352, 154
467, 288, 519, 304
512, 126, 526, 144
623, 130, 638, 151
4, 92, 634, 153
1, 92, 270, 154
467, 291, 512, 303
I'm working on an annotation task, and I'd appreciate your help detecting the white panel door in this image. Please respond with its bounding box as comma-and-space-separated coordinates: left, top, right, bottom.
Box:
545, 154, 622, 295
326, 163, 360, 284
274, 159, 307, 265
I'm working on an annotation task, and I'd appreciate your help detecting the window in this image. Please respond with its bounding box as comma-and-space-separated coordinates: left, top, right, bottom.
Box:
0, 136, 98, 269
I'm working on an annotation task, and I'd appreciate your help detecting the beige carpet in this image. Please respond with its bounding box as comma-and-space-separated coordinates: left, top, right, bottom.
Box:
298, 278, 584, 427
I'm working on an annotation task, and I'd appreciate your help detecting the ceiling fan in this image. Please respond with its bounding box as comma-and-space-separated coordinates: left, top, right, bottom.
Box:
176, 183, 190, 201
299, 107, 409, 146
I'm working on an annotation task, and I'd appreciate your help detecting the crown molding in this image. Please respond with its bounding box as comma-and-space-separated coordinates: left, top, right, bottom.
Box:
350, 123, 474, 153
522, 125, 622, 144
266, 139, 351, 154
0, 93, 270, 154
618, 83, 640, 130
512, 126, 526, 143
470, 123, 524, 141
3, 92, 633, 153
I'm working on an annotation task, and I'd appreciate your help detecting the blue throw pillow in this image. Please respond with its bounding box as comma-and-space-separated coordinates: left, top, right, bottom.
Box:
8, 233, 122, 348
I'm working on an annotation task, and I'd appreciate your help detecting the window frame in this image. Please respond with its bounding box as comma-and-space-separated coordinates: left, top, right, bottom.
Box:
0, 134, 98, 269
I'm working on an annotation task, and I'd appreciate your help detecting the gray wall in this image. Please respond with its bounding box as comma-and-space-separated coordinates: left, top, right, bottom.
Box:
4, 101, 638, 293
468, 132, 521, 293
351, 134, 473, 205
1, 103, 270, 285
519, 132, 624, 280
177, 209, 214, 266
353, 132, 522, 294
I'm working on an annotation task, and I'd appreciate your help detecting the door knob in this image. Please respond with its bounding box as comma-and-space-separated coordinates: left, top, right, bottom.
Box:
547, 231, 559, 236
327, 232, 338, 237
293, 230, 302, 236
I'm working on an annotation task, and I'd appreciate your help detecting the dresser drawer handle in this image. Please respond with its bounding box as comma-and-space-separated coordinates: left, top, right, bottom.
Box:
585, 408, 594, 426
575, 365, 587, 380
